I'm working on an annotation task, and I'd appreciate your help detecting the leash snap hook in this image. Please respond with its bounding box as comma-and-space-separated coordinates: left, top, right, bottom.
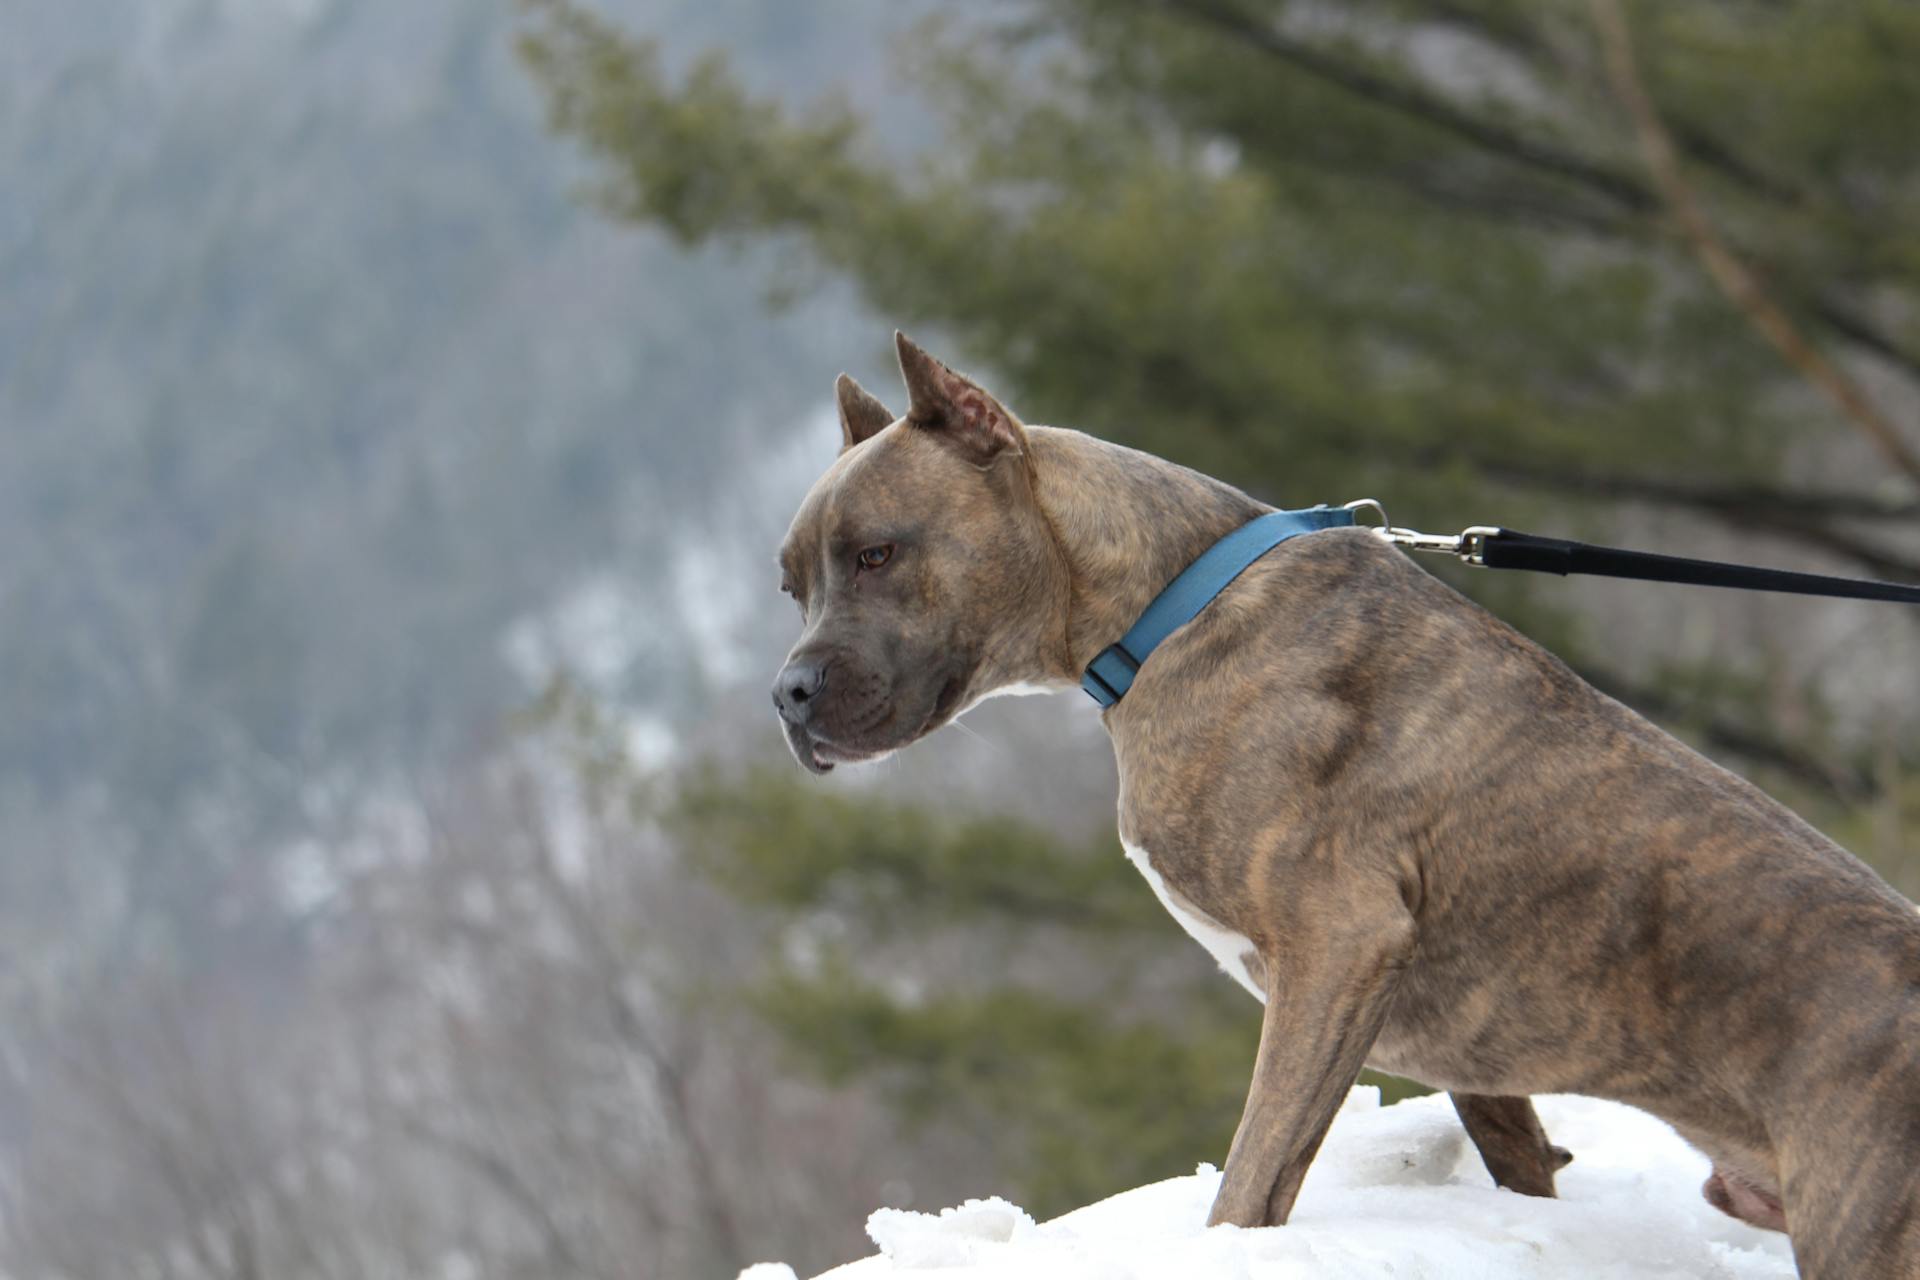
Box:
1458, 526, 1502, 567
1345, 499, 1502, 567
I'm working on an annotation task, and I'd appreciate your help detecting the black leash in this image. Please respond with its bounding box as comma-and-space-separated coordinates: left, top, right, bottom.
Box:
1343, 500, 1920, 606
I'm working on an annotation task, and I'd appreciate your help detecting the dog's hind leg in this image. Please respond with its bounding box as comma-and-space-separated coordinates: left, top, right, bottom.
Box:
1775, 1098, 1920, 1278
1450, 1093, 1570, 1198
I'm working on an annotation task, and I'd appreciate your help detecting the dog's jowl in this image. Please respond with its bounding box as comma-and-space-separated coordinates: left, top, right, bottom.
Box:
772, 333, 1920, 1279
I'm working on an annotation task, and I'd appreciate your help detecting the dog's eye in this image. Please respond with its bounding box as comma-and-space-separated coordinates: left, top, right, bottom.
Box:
856, 545, 893, 571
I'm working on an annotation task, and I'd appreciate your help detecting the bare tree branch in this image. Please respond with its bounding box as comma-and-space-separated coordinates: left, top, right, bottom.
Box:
1589, 0, 1920, 490
507, 777, 749, 1270
396, 1118, 606, 1280
1810, 298, 1920, 385
1715, 514, 1920, 586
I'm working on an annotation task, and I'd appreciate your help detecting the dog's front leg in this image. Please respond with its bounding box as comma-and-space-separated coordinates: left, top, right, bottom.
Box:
1207, 903, 1415, 1228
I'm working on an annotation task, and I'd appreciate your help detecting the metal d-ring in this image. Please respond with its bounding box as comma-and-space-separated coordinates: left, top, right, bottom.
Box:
1343, 498, 1390, 534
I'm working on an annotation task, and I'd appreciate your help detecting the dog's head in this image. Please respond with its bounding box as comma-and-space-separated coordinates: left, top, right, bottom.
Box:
771, 333, 1065, 773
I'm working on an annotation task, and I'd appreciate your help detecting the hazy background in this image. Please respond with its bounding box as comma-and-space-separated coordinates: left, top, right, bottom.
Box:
3, 2, 1915, 1277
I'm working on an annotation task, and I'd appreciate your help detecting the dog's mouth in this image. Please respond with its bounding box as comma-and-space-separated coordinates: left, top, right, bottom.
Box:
783, 710, 892, 776
786, 675, 969, 775
807, 738, 875, 773
921, 673, 968, 735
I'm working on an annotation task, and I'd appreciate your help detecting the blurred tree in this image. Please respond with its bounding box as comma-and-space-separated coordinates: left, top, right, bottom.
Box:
0, 0, 920, 996
674, 765, 1268, 1217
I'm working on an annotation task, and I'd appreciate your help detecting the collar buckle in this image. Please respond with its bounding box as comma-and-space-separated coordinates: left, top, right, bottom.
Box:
1081, 644, 1140, 708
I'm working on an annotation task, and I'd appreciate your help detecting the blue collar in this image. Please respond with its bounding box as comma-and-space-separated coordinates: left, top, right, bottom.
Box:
1080, 505, 1355, 707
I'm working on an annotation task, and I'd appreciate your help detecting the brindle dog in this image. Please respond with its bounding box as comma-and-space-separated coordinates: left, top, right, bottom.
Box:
771, 333, 1920, 1278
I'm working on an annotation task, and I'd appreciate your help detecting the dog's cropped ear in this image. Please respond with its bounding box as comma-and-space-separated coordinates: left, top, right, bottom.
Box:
895, 331, 1025, 462
835, 374, 895, 451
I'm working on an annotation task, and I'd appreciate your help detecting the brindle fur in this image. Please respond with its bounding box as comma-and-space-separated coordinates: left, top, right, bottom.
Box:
772, 334, 1920, 1278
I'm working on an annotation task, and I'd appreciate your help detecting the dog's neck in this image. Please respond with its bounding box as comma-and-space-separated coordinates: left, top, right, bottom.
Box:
1024, 426, 1268, 681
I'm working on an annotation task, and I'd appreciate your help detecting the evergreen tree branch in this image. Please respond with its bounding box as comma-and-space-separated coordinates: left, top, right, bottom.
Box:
1152, 0, 1656, 212
1465, 465, 1920, 525
1418, 0, 1806, 207
516, 0, 1920, 561
1589, 0, 1920, 491
1141, 0, 1920, 380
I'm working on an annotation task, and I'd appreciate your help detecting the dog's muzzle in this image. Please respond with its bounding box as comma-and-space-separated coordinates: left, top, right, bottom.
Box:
772, 656, 826, 726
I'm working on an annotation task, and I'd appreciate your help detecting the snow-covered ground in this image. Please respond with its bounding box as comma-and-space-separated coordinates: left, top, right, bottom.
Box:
741, 1087, 1797, 1279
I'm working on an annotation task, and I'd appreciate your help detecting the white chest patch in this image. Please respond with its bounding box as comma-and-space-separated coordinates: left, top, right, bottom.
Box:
956, 681, 1060, 717
1121, 839, 1265, 1003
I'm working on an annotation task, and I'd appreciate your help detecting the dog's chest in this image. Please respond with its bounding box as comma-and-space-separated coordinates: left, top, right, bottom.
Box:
1121, 839, 1266, 1002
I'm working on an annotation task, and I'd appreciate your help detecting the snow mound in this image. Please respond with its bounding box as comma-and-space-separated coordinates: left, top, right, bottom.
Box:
758, 1088, 1798, 1279
867, 1197, 1037, 1267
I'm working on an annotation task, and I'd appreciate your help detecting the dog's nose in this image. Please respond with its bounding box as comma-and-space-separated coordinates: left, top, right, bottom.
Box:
772, 658, 827, 723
